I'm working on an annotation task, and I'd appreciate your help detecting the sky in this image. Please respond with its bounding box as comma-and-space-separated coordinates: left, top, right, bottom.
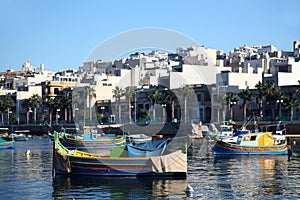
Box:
0, 0, 299, 72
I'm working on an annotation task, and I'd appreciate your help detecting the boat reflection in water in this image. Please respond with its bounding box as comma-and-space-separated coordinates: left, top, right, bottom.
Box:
213, 155, 291, 198
53, 175, 187, 199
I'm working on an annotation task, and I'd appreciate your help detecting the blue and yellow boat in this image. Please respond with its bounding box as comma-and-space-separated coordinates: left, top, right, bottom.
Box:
214, 132, 291, 155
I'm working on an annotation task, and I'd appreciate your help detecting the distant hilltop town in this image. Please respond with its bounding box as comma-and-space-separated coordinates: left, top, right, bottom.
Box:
0, 41, 300, 126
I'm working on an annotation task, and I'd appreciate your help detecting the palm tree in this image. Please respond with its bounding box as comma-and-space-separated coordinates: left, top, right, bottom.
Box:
124, 86, 136, 123
86, 86, 96, 121
46, 98, 57, 126
160, 92, 170, 122
71, 92, 81, 122
255, 81, 267, 120
54, 98, 62, 125
168, 92, 176, 122
226, 93, 239, 121
148, 89, 161, 121
179, 84, 193, 123
238, 89, 253, 122
265, 81, 276, 102
296, 80, 300, 95
4, 97, 15, 125
0, 99, 5, 125
112, 86, 125, 123
61, 96, 72, 123
283, 95, 300, 121
21, 99, 32, 124
272, 87, 285, 120
29, 94, 42, 124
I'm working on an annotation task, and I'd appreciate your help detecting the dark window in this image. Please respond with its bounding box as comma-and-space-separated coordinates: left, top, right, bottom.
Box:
54, 88, 60, 95
250, 136, 256, 141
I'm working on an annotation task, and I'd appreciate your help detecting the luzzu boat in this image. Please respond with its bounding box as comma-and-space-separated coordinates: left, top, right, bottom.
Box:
0, 137, 15, 149
214, 132, 292, 155
59, 131, 126, 153
53, 131, 187, 177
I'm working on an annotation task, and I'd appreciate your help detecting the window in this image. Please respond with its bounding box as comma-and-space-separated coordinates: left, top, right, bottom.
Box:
250, 136, 256, 141
54, 88, 60, 95
243, 136, 250, 141
197, 94, 201, 101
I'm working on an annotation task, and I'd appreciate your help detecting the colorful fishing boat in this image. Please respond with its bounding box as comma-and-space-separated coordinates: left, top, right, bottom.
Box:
53, 131, 187, 177
0, 137, 15, 149
214, 132, 292, 155
60, 131, 126, 153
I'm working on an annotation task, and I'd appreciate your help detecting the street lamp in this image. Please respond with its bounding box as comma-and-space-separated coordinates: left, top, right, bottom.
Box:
161, 104, 166, 123
135, 88, 144, 123
8, 111, 12, 125
100, 106, 105, 124
277, 99, 284, 120
130, 105, 134, 123
56, 109, 60, 125
230, 101, 237, 121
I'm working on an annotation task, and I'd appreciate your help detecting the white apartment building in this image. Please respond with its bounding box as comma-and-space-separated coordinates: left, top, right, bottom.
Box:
177, 46, 223, 66
273, 57, 300, 86
169, 64, 224, 89
217, 69, 262, 90
14, 73, 53, 89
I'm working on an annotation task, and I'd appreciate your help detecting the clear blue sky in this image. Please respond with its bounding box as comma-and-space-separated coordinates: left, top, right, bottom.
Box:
0, 0, 299, 72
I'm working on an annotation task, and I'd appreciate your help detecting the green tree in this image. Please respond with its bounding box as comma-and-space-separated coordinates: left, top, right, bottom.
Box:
160, 91, 170, 122
179, 84, 193, 123
238, 89, 253, 122
137, 109, 149, 121
283, 95, 300, 121
46, 98, 61, 126
29, 94, 42, 124
112, 86, 125, 123
272, 87, 285, 120
148, 89, 161, 121
61, 96, 72, 123
4, 97, 15, 125
21, 98, 32, 124
168, 91, 176, 122
255, 81, 267, 120
264, 82, 276, 103
124, 86, 136, 123
0, 99, 5, 125
71, 92, 81, 122
296, 80, 300, 95
86, 86, 96, 121
226, 93, 239, 121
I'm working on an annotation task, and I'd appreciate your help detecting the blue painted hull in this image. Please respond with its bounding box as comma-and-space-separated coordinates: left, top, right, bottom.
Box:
0, 142, 15, 149
214, 141, 291, 155
54, 150, 187, 177
60, 137, 126, 150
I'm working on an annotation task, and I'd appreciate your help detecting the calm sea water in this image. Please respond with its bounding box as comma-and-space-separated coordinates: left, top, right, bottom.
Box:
0, 137, 300, 199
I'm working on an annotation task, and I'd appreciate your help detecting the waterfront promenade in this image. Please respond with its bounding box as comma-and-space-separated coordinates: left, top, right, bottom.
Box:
1, 120, 300, 136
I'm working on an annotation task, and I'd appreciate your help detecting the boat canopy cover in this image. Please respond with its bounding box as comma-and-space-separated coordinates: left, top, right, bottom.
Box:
151, 150, 187, 173
258, 133, 274, 146
127, 139, 168, 157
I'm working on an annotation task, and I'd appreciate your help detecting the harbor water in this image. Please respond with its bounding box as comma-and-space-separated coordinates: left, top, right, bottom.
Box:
0, 137, 300, 199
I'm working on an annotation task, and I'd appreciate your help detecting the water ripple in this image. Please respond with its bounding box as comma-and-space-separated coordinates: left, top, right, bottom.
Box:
0, 137, 300, 199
